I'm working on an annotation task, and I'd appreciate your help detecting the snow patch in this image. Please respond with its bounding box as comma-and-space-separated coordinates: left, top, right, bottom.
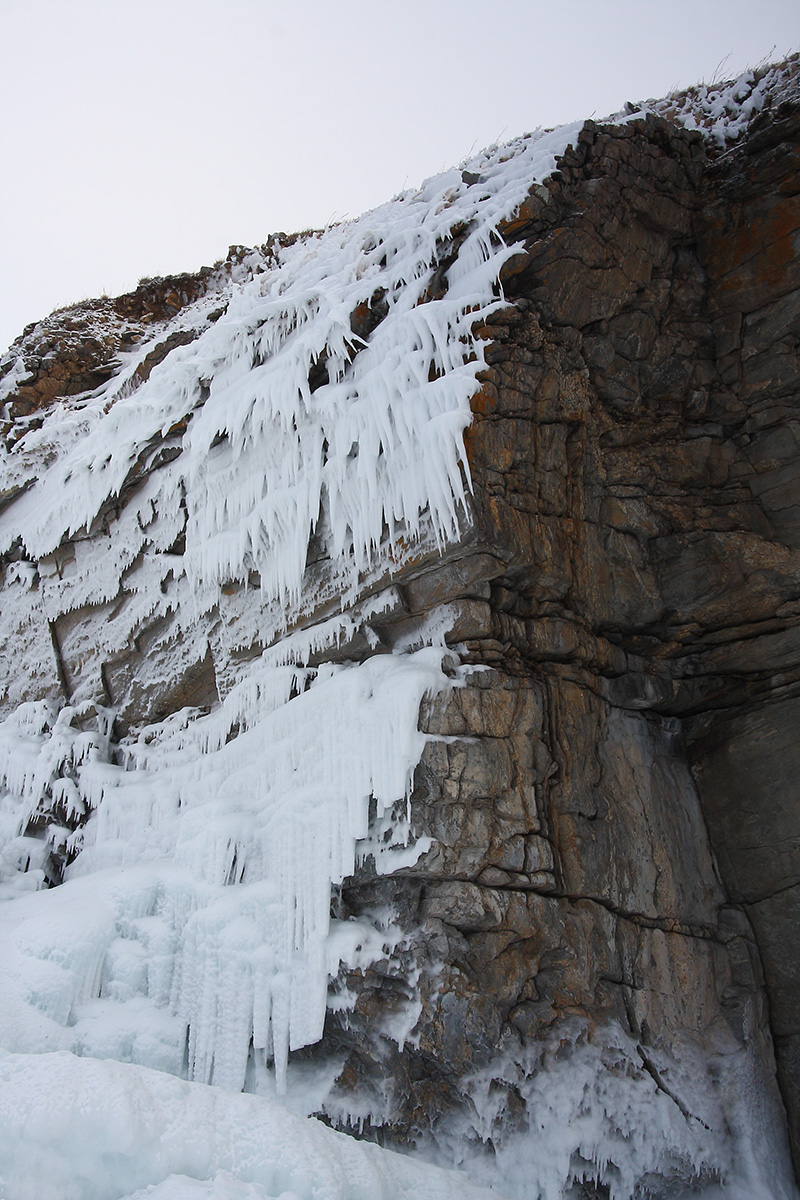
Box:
0, 1050, 504, 1200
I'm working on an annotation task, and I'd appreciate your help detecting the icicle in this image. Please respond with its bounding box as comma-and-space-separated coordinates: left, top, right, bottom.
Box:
0, 120, 581, 1091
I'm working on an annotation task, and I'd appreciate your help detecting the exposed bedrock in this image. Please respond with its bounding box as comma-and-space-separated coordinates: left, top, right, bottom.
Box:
307, 104, 800, 1178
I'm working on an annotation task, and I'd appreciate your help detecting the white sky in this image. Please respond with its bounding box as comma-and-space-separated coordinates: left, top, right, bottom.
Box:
2, 0, 798, 353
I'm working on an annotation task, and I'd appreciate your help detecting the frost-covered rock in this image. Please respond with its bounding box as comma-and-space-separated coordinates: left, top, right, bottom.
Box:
1, 56, 800, 1200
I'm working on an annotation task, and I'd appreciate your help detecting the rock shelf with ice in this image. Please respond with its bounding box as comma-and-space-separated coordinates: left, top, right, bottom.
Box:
0, 123, 576, 1095
1, 58, 799, 1200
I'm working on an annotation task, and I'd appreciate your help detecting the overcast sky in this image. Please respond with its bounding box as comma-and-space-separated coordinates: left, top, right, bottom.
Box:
2, 0, 798, 352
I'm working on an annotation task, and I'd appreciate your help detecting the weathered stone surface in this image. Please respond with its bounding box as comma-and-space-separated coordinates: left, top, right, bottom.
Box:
689, 698, 800, 905
310, 90, 800, 1178
748, 887, 800, 1039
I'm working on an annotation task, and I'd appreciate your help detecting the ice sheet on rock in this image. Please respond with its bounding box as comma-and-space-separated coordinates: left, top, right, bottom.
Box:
430, 1023, 796, 1200
0, 643, 457, 1092
0, 1050, 505, 1200
0, 700, 112, 861
125, 1177, 293, 1200
0, 863, 182, 1064
36, 461, 187, 618
0, 568, 63, 719
0, 123, 579, 629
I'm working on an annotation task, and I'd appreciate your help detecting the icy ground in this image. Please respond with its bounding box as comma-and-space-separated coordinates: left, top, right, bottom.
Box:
1, 60, 798, 1200
0, 1049, 502, 1200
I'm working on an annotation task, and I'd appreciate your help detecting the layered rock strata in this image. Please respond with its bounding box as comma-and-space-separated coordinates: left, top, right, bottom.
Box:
302, 83, 800, 1184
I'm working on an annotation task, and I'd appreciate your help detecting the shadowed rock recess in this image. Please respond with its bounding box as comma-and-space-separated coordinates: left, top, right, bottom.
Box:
1, 61, 799, 1200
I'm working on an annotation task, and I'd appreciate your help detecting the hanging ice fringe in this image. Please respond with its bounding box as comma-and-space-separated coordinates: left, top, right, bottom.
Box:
0, 121, 583, 1092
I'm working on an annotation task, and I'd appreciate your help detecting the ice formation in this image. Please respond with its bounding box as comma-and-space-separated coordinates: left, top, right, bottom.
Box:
0, 644, 449, 1092
0, 1049, 501, 1200
1, 61, 798, 1200
0, 115, 586, 1199
0, 122, 580, 610
0, 119, 583, 1094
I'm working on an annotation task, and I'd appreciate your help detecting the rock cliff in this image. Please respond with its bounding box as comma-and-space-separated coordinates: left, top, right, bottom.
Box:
1, 59, 798, 1200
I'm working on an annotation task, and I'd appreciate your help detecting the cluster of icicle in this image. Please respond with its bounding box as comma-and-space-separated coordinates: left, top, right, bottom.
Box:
0, 122, 579, 619
0, 123, 578, 1093
0, 630, 447, 1092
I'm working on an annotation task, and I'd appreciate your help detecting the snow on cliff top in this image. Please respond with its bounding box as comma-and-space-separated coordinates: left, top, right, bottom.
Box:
632, 53, 800, 144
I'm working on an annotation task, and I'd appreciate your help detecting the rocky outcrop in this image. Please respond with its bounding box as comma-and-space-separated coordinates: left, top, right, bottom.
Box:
1, 60, 799, 1198
297, 78, 800, 1182
0, 272, 214, 422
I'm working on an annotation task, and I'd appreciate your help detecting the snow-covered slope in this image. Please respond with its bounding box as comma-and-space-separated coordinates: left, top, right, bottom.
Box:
0, 1050, 502, 1200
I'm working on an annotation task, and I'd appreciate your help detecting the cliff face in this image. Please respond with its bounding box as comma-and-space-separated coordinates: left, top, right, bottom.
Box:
309, 87, 800, 1187
0, 61, 798, 1200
